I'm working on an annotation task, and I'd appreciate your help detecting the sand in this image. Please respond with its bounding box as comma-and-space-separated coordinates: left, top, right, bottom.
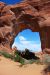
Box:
0, 56, 44, 75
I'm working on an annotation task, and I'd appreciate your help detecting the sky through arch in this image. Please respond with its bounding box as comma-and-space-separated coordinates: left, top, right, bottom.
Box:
12, 29, 41, 52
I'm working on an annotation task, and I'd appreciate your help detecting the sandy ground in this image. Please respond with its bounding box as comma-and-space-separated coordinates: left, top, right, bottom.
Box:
0, 56, 44, 75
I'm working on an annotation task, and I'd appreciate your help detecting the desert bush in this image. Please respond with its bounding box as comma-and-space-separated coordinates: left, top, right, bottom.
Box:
0, 49, 41, 65
0, 51, 14, 59
14, 50, 21, 55
0, 50, 25, 65
19, 57, 25, 65
21, 48, 40, 60
14, 53, 25, 65
14, 54, 20, 62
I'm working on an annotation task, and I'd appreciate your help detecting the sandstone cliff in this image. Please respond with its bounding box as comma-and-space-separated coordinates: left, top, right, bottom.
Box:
0, 0, 50, 53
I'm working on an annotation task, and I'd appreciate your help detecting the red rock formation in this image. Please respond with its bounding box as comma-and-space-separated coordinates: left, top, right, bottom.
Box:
0, 0, 50, 53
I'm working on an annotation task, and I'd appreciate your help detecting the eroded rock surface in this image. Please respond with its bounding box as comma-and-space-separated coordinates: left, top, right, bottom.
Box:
0, 0, 50, 53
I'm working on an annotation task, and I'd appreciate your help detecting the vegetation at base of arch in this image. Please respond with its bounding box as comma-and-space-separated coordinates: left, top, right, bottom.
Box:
0, 50, 25, 65
1, 48, 49, 66
0, 51, 14, 59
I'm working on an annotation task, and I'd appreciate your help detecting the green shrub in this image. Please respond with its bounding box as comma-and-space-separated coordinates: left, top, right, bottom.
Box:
14, 54, 20, 62
20, 57, 24, 65
0, 50, 25, 65
0, 51, 14, 59
14, 53, 25, 65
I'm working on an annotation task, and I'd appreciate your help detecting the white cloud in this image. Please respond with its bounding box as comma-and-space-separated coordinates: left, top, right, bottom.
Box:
12, 36, 41, 52
19, 36, 26, 41
19, 36, 35, 45
20, 40, 30, 44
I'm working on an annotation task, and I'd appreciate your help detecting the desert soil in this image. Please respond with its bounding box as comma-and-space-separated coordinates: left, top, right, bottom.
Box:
0, 56, 44, 75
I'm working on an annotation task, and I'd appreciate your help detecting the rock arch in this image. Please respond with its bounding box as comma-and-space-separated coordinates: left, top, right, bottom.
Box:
0, 0, 50, 53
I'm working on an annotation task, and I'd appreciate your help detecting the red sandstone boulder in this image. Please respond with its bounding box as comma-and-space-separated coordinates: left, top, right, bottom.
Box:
43, 48, 50, 54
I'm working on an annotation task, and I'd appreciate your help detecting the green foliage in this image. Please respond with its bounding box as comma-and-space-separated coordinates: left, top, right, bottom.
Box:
14, 50, 21, 55
14, 53, 25, 65
13, 50, 25, 65
19, 57, 24, 65
0, 50, 25, 65
0, 50, 43, 66
0, 51, 14, 59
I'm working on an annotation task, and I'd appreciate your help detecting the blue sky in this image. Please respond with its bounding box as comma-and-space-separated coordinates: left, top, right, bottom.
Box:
0, 0, 41, 52
12, 29, 41, 52
0, 0, 22, 4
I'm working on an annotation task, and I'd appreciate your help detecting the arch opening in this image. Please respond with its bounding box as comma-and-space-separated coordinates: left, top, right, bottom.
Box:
12, 29, 41, 53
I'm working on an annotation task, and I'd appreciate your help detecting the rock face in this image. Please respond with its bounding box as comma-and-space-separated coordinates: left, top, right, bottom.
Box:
0, 0, 50, 53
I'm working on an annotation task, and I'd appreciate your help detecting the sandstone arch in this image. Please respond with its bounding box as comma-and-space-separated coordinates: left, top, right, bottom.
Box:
0, 0, 50, 53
